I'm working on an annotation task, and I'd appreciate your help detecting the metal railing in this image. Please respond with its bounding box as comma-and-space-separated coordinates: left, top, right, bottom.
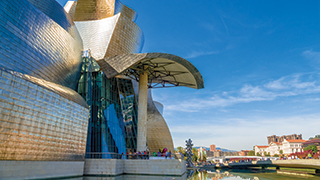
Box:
85, 152, 182, 160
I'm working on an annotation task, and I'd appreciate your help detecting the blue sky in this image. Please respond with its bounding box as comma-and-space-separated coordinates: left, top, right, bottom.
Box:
57, 0, 320, 150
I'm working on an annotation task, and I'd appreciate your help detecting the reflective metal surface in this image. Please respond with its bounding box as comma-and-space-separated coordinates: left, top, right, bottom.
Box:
75, 14, 120, 60
146, 90, 174, 153
0, 0, 83, 90
97, 53, 204, 89
0, 68, 89, 161
115, 0, 138, 22
68, 0, 137, 22
28, 0, 83, 41
28, 0, 72, 32
104, 13, 144, 57
74, 13, 143, 60
74, 0, 115, 21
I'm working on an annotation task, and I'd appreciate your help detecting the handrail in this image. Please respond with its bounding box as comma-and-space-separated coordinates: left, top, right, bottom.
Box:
85, 152, 182, 159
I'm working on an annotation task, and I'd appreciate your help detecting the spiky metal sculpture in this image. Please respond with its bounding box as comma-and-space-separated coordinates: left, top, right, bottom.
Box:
185, 138, 194, 168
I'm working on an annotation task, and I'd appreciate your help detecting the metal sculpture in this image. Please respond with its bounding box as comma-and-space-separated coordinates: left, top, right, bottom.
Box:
185, 138, 194, 168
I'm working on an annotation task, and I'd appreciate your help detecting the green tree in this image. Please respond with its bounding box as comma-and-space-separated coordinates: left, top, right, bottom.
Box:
273, 154, 279, 157
248, 151, 255, 156
304, 145, 318, 154
176, 146, 184, 153
202, 153, 207, 162
192, 148, 198, 162
266, 152, 271, 157
309, 135, 320, 140
279, 150, 283, 154
264, 152, 267, 156
256, 152, 261, 156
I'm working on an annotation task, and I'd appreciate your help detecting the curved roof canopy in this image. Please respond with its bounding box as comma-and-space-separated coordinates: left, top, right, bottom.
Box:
97, 53, 204, 89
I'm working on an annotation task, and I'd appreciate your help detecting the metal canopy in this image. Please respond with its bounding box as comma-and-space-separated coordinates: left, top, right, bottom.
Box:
97, 53, 204, 89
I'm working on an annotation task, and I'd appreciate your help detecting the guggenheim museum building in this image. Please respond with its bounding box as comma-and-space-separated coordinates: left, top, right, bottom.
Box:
0, 0, 204, 178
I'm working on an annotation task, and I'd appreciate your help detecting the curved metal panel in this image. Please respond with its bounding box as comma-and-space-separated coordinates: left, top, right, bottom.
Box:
0, 0, 83, 90
75, 14, 120, 60
28, 0, 73, 32
74, 13, 144, 60
2, 67, 89, 108
0, 68, 89, 161
64, 1, 77, 19
115, 0, 138, 22
153, 101, 164, 115
73, 0, 115, 21
28, 0, 83, 50
146, 90, 174, 153
97, 53, 204, 89
104, 14, 144, 57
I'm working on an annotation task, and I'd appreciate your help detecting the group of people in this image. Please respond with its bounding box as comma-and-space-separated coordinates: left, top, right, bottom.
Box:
125, 150, 150, 159
120, 148, 173, 159
152, 148, 172, 159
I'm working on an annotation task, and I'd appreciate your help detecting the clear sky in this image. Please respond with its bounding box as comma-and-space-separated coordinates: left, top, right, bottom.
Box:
57, 0, 320, 150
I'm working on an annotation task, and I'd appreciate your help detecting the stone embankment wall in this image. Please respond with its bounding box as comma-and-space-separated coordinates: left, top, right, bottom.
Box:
272, 159, 320, 169
0, 161, 84, 180
84, 159, 186, 176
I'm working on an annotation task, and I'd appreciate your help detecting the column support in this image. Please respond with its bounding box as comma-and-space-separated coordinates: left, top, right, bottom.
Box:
137, 66, 148, 152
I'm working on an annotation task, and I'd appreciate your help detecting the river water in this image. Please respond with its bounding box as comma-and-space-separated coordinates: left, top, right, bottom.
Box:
64, 169, 320, 180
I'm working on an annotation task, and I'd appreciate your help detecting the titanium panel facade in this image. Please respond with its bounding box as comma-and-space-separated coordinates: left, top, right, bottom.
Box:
97, 53, 204, 89
28, 0, 83, 41
104, 14, 144, 57
75, 14, 120, 60
74, 0, 115, 21
0, 68, 89, 161
74, 13, 143, 60
0, 0, 83, 90
146, 90, 174, 153
114, 0, 138, 22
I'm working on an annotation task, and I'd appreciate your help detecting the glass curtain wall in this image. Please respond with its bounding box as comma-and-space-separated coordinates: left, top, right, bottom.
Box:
78, 51, 126, 158
117, 78, 138, 154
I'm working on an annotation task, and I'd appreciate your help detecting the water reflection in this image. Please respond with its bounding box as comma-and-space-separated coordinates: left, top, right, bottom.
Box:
64, 169, 320, 180
66, 174, 187, 180
188, 169, 320, 180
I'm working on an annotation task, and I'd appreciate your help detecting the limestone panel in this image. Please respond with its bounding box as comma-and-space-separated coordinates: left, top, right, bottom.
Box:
0, 161, 84, 180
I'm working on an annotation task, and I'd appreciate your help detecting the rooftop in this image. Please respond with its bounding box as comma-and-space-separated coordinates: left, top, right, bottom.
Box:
286, 139, 307, 143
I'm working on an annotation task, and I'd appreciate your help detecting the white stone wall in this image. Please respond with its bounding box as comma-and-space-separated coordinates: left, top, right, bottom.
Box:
124, 159, 186, 175
84, 159, 124, 175
282, 140, 303, 154
84, 159, 186, 176
0, 161, 84, 180
267, 143, 282, 156
254, 146, 268, 156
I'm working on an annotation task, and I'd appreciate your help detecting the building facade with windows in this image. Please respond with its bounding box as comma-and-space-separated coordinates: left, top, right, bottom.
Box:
254, 145, 269, 156
282, 139, 306, 154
